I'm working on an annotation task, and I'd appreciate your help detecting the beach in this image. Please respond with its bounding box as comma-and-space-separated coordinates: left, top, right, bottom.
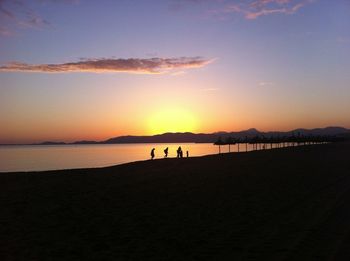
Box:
1, 142, 350, 260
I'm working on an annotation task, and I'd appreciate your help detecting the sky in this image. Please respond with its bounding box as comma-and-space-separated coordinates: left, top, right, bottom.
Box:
0, 0, 349, 143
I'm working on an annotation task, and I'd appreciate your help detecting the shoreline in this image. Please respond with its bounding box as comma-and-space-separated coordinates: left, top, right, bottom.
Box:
0, 142, 325, 174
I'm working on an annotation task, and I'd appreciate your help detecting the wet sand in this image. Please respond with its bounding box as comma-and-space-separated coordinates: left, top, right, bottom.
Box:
1, 142, 350, 260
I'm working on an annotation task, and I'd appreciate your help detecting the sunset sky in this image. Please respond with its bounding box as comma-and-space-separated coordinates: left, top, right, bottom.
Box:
1, 0, 349, 143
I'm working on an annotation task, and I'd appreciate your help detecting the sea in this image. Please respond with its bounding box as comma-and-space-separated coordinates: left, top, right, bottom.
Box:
0, 142, 264, 172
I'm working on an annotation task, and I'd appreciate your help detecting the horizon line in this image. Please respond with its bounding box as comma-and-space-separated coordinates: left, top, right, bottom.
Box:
1, 125, 349, 145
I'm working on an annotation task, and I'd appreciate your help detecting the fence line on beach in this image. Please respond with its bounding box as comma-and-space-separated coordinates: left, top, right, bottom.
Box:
213, 134, 342, 154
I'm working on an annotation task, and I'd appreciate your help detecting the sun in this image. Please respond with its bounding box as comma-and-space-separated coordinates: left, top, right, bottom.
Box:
147, 108, 197, 134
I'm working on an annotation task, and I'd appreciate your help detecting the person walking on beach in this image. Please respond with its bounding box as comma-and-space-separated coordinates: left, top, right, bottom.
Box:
150, 148, 155, 160
164, 147, 168, 158
186, 150, 189, 158
177, 146, 182, 158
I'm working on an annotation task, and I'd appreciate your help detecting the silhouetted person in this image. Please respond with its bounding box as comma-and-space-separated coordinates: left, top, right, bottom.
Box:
150, 148, 155, 160
180, 150, 183, 158
164, 147, 168, 158
186, 150, 189, 158
177, 146, 182, 158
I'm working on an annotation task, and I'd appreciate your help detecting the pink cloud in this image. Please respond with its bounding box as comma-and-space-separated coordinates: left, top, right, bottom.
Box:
0, 57, 213, 74
217, 0, 314, 20
0, 25, 12, 36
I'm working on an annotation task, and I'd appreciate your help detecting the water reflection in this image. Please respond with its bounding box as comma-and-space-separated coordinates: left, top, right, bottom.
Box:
0, 142, 297, 172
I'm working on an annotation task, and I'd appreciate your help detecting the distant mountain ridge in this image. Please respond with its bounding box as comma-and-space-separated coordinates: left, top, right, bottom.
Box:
102, 126, 349, 144
32, 126, 350, 145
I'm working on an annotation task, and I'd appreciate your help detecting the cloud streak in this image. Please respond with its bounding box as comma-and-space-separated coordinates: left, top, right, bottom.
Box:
0, 0, 64, 36
18, 10, 50, 28
258, 81, 274, 86
0, 25, 12, 36
0, 57, 212, 74
202, 0, 317, 20
211, 0, 314, 20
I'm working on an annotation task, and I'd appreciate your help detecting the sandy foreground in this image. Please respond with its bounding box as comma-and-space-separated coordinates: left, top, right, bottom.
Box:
1, 142, 350, 260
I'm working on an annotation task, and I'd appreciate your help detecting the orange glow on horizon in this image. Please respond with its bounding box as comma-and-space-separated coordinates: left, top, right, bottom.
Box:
146, 108, 198, 135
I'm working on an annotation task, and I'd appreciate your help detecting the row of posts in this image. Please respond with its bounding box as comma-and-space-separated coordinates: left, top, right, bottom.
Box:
214, 135, 342, 154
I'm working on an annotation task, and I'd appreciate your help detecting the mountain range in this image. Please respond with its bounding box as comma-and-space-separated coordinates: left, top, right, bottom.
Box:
33, 126, 350, 145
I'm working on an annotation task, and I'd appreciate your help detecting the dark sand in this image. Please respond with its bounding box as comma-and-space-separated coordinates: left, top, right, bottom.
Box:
1, 142, 350, 260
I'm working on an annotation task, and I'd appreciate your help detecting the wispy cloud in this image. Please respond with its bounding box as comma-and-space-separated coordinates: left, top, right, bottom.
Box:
0, 25, 12, 36
0, 57, 213, 74
0, 0, 71, 36
17, 10, 50, 28
0, 0, 14, 19
207, 0, 315, 20
171, 70, 187, 76
189, 0, 317, 20
258, 81, 274, 86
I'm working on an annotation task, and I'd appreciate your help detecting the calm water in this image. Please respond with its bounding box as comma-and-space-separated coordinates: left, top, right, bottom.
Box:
0, 143, 248, 173
0, 142, 294, 172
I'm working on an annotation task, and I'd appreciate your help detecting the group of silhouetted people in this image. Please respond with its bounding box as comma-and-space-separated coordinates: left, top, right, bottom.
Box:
177, 146, 183, 158
150, 146, 189, 160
